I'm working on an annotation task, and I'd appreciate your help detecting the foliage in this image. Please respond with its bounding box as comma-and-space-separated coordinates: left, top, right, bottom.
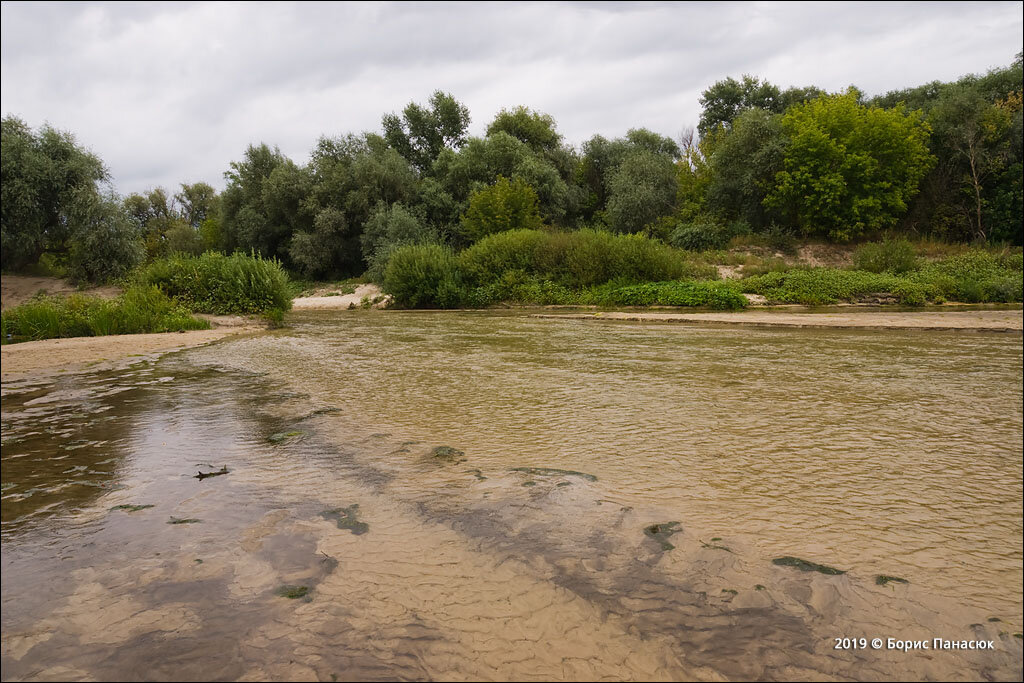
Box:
1, 286, 209, 343
381, 243, 463, 308
605, 150, 678, 233
361, 203, 438, 281
382, 90, 471, 173
741, 249, 1022, 305
589, 280, 747, 309
1, 116, 144, 282
486, 106, 561, 152
766, 92, 935, 241
852, 239, 919, 274
698, 74, 782, 136
461, 176, 542, 242
458, 229, 714, 289
66, 193, 146, 282
704, 108, 786, 230
669, 216, 734, 251
136, 251, 292, 314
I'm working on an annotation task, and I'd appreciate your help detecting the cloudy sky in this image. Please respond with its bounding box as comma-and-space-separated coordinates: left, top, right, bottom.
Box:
2, 1, 1021, 196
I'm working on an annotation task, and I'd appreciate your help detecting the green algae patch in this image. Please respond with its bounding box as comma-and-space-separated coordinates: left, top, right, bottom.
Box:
268, 431, 304, 444
522, 481, 536, 487
195, 466, 228, 480
464, 468, 487, 481
275, 585, 310, 600
772, 556, 845, 575
700, 539, 732, 552
722, 588, 738, 595
168, 516, 201, 524
110, 504, 154, 512
320, 505, 369, 535
509, 467, 597, 482
876, 574, 909, 586
644, 521, 681, 551
431, 446, 466, 463
755, 584, 766, 591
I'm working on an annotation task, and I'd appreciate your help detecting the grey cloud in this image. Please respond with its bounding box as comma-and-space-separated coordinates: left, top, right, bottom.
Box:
2, 1, 1021, 195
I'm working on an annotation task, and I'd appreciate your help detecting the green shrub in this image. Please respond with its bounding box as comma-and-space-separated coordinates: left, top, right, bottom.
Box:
910, 250, 1023, 303
741, 269, 933, 305
459, 229, 714, 288
136, 251, 292, 314
853, 239, 919, 274
461, 176, 543, 243
591, 281, 747, 310
382, 244, 464, 309
669, 216, 732, 251
2, 286, 209, 343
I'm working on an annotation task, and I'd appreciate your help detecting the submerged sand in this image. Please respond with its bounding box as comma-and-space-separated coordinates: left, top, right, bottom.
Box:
533, 308, 1024, 332
0, 325, 262, 381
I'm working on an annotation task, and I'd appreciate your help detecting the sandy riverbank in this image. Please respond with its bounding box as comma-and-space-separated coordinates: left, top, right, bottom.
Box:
533, 308, 1024, 332
0, 325, 263, 382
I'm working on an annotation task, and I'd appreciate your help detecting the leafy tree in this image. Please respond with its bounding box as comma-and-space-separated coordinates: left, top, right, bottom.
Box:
461, 176, 542, 242
1, 116, 143, 281
766, 91, 934, 241
606, 151, 678, 233
65, 191, 145, 282
383, 90, 471, 174
705, 108, 787, 230
176, 182, 218, 228
220, 143, 289, 254
930, 85, 1019, 241
486, 106, 561, 153
360, 203, 438, 281
698, 75, 781, 136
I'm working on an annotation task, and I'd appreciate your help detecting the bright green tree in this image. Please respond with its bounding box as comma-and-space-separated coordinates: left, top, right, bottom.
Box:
766, 92, 934, 241
461, 176, 542, 242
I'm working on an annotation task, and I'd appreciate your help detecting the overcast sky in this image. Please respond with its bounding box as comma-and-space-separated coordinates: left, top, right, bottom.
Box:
2, 1, 1021, 196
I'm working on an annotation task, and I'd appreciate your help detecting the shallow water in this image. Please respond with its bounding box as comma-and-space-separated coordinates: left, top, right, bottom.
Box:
2, 310, 1022, 681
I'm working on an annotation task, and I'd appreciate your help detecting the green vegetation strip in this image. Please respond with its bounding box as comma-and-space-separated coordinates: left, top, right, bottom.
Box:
275, 585, 309, 599
1, 286, 209, 344
509, 467, 598, 482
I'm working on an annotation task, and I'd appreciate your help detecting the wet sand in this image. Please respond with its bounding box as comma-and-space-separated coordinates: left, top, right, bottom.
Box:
533, 308, 1024, 332
0, 326, 262, 381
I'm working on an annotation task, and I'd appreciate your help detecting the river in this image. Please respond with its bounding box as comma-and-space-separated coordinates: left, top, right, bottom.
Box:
2, 310, 1022, 680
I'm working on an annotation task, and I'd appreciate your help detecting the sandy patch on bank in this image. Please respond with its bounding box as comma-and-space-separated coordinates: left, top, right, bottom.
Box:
1, 326, 262, 381
1, 275, 120, 311
292, 284, 389, 310
533, 308, 1024, 332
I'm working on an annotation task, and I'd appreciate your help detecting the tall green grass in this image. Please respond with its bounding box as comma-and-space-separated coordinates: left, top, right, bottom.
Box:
136, 251, 292, 315
2, 286, 210, 343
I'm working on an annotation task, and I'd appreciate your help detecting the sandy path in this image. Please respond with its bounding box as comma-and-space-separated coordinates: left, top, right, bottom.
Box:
533, 308, 1024, 332
1, 326, 262, 381
292, 284, 387, 310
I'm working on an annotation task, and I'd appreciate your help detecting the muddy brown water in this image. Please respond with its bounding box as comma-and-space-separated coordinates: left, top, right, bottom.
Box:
2, 310, 1022, 681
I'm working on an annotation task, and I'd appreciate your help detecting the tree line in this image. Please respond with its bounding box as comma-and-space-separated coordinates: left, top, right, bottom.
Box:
2, 55, 1020, 283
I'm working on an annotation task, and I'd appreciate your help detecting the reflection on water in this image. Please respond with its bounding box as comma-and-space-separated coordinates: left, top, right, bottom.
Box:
1, 311, 1022, 681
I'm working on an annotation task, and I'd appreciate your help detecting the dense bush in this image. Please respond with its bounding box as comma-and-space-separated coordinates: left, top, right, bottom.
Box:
136, 251, 292, 314
853, 239, 919, 273
910, 251, 1023, 302
590, 281, 747, 309
741, 250, 1023, 305
2, 286, 209, 342
460, 176, 542, 243
669, 216, 735, 251
381, 244, 464, 308
458, 229, 715, 288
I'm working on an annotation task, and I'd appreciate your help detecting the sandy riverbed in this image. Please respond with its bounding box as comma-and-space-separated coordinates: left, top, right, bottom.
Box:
0, 326, 263, 381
